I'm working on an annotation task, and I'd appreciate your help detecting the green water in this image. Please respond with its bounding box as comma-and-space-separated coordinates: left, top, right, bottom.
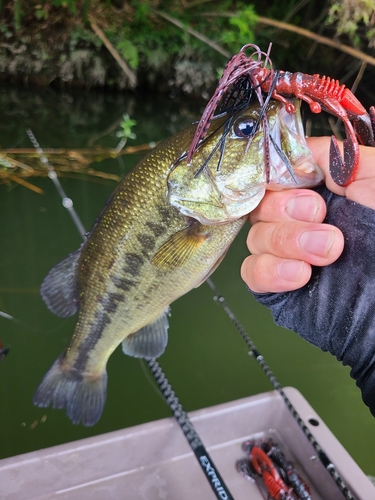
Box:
0, 86, 374, 476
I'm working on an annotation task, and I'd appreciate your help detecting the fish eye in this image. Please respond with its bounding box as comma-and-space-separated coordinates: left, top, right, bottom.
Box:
233, 118, 255, 138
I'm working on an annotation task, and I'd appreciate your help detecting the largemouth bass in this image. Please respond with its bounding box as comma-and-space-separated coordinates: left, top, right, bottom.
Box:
34, 99, 323, 426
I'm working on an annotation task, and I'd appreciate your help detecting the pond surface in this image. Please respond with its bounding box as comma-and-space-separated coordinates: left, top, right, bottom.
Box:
0, 85, 374, 476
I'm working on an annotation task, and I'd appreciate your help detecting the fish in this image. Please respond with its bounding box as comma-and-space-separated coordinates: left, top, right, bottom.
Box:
33, 98, 323, 426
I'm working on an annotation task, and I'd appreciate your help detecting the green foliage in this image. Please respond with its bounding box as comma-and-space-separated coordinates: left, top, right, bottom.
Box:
326, 0, 375, 47
116, 38, 139, 70
52, 0, 77, 13
116, 114, 137, 141
219, 5, 258, 49
4, 0, 375, 93
125, 3, 184, 70
14, 0, 22, 32
69, 25, 102, 50
34, 4, 49, 20
132, 0, 152, 23
0, 22, 12, 38
82, 0, 90, 22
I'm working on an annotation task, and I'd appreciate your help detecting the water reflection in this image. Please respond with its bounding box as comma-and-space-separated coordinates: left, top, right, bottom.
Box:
0, 86, 373, 476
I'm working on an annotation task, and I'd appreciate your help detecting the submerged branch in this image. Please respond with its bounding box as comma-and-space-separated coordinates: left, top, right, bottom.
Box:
6, 175, 44, 194
2, 144, 153, 156
0, 142, 156, 191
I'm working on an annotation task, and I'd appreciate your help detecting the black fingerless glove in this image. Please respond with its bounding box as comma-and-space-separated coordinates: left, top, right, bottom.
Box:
250, 185, 375, 417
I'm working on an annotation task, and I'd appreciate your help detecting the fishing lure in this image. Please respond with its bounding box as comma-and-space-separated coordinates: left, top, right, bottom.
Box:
237, 439, 311, 500
188, 43, 375, 187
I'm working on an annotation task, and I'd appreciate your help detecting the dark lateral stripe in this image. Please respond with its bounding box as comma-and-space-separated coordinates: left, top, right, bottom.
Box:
112, 276, 137, 291
145, 221, 166, 237
123, 253, 144, 277
105, 292, 125, 313
137, 234, 156, 252
72, 311, 112, 371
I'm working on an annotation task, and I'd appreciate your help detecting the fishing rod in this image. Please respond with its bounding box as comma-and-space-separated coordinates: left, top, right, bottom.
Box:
27, 130, 234, 500
147, 358, 234, 500
206, 277, 357, 500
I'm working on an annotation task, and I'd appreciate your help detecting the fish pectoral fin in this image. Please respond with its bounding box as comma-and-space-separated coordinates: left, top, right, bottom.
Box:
40, 248, 81, 318
151, 222, 209, 270
122, 307, 170, 358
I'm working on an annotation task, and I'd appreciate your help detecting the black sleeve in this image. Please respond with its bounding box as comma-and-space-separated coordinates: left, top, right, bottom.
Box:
249, 185, 375, 416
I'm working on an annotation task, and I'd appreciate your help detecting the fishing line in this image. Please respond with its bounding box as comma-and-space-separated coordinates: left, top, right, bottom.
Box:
25, 129, 87, 243
269, 135, 299, 184
205, 277, 357, 500
29, 132, 234, 500
0, 311, 14, 321
0, 308, 52, 335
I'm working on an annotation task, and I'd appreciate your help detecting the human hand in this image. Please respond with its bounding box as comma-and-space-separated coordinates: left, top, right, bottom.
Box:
241, 137, 375, 293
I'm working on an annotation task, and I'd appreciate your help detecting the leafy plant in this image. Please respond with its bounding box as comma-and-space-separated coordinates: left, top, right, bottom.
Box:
114, 114, 137, 152
69, 25, 103, 50
116, 113, 137, 141
52, 0, 77, 13
116, 39, 139, 69
327, 0, 375, 47
14, 0, 22, 31
34, 4, 49, 20
220, 5, 258, 49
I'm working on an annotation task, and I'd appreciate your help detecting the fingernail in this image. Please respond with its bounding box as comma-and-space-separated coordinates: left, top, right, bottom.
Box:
300, 229, 335, 257
286, 194, 319, 221
277, 260, 304, 282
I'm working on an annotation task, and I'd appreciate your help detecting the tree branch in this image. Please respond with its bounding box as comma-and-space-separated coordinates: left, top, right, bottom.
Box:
201, 11, 375, 67
153, 10, 230, 58
257, 16, 375, 67
89, 14, 137, 88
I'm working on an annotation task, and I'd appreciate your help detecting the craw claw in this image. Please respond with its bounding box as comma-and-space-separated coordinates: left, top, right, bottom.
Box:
329, 136, 359, 187
353, 113, 375, 147
369, 106, 375, 143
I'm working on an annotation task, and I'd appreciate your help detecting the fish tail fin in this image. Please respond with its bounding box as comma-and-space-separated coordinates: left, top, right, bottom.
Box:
33, 355, 107, 426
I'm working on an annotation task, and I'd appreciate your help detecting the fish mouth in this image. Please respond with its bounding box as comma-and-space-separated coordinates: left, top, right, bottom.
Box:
266, 99, 324, 190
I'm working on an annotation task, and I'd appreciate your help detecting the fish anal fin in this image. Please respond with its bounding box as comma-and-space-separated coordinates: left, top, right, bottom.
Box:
151, 222, 209, 270
33, 355, 107, 426
40, 249, 81, 318
122, 308, 170, 358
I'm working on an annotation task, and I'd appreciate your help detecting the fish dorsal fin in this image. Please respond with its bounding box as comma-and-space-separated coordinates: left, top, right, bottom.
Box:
151, 222, 208, 270
122, 308, 170, 358
40, 249, 81, 318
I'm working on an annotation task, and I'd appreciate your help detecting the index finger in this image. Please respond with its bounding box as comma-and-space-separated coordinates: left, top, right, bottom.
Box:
249, 188, 327, 225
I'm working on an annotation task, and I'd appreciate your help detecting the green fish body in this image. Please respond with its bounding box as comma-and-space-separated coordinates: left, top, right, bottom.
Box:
34, 100, 323, 425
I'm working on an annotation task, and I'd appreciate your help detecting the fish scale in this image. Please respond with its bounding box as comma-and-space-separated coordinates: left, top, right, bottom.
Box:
34, 99, 323, 426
